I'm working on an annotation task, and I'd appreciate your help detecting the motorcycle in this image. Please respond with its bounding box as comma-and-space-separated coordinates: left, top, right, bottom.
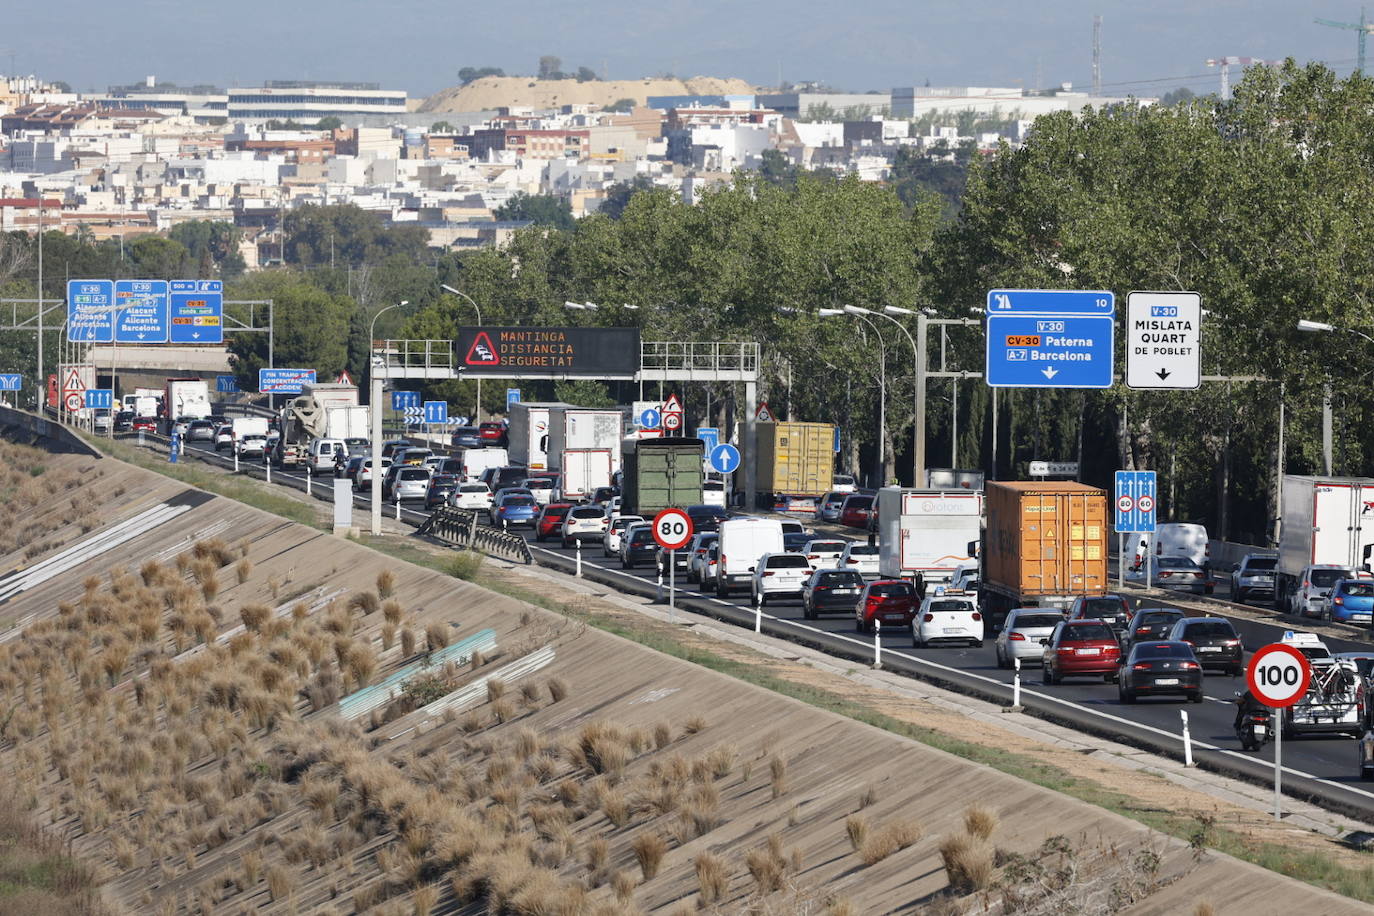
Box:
1235, 692, 1272, 751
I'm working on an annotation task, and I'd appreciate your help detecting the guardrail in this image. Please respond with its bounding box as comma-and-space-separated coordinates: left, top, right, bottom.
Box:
417, 506, 532, 564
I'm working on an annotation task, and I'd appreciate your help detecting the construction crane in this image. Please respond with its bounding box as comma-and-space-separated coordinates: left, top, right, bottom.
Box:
1315, 9, 1374, 73
1205, 57, 1283, 99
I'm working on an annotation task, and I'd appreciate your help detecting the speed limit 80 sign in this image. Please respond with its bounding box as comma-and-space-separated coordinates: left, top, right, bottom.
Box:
652, 508, 694, 551
1246, 644, 1312, 708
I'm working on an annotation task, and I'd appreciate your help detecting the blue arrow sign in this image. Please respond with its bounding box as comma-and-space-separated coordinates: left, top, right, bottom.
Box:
987, 289, 1115, 315
0, 374, 20, 391
391, 390, 419, 411
84, 388, 113, 410
423, 400, 448, 424
985, 314, 1115, 388
708, 443, 741, 474
639, 407, 661, 429
506, 388, 521, 407
114, 279, 169, 343
170, 280, 223, 344
1114, 470, 1158, 533
216, 374, 239, 393
67, 280, 114, 342
696, 427, 719, 454
258, 368, 316, 394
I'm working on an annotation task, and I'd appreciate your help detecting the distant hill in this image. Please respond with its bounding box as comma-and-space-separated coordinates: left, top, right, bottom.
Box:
419, 75, 758, 113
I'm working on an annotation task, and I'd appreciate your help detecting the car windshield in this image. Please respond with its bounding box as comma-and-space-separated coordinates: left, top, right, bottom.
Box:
527, 480, 553, 489
783, 534, 810, 551
1140, 611, 1183, 626
545, 506, 571, 518
1341, 656, 1374, 677
1311, 568, 1352, 588
1156, 557, 1198, 569
1135, 643, 1194, 659
1012, 613, 1062, 629
808, 541, 845, 553
504, 496, 535, 507
1344, 582, 1374, 597
399, 469, 429, 480
818, 572, 865, 587
1079, 599, 1124, 617
927, 598, 971, 611
460, 484, 488, 493
847, 546, 879, 557
630, 530, 654, 543
431, 475, 457, 485
1181, 621, 1235, 638
1244, 558, 1277, 571
1063, 623, 1114, 641
767, 555, 812, 569
571, 507, 603, 519
846, 497, 873, 509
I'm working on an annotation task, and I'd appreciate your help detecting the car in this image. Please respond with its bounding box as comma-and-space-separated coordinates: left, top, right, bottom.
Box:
801, 569, 867, 619
131, 416, 157, 433
603, 515, 645, 557
425, 474, 461, 509
831, 474, 858, 495
562, 505, 608, 547
380, 439, 413, 460
911, 590, 980, 646
1289, 564, 1358, 618
1068, 594, 1131, 638
1123, 608, 1186, 647
590, 486, 620, 507
685, 532, 719, 582
423, 455, 448, 474
773, 493, 821, 514
1167, 616, 1243, 675
479, 421, 508, 446
949, 561, 980, 595
1280, 633, 1362, 737
1324, 578, 1374, 625
1230, 553, 1278, 605
782, 531, 812, 555
751, 552, 814, 606
716, 517, 784, 596
451, 426, 483, 448
802, 538, 847, 572
113, 410, 134, 432
657, 545, 693, 576
354, 457, 392, 490
524, 477, 558, 506
171, 416, 192, 436
686, 504, 729, 534
492, 493, 539, 528
620, 525, 658, 569
344, 437, 370, 455
483, 466, 531, 493
1128, 555, 1213, 594
994, 607, 1064, 668
702, 479, 727, 508
344, 455, 366, 481
383, 466, 431, 502
838, 542, 881, 577
91, 408, 113, 433
236, 434, 268, 458
308, 438, 348, 472
212, 424, 233, 450
534, 503, 574, 542
815, 491, 848, 523
1335, 652, 1374, 693
700, 544, 721, 590
394, 447, 434, 467
186, 418, 216, 442
839, 494, 875, 530
450, 482, 493, 512
1117, 641, 1204, 704
1041, 620, 1122, 684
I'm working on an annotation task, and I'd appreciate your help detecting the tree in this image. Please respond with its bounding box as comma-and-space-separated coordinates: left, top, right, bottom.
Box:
224, 273, 354, 391
126, 236, 190, 279
429, 120, 456, 134
1159, 87, 1196, 107
458, 66, 505, 85
599, 176, 658, 219
554, 379, 614, 406
283, 204, 431, 267
758, 149, 800, 189
494, 193, 575, 230
315, 116, 343, 130
538, 56, 562, 80
169, 220, 246, 279
576, 66, 599, 82
604, 98, 636, 113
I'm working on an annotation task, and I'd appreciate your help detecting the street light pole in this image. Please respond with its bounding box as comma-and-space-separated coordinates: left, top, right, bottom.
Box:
440, 284, 483, 422
1296, 319, 1373, 476
823, 308, 887, 487
369, 300, 408, 536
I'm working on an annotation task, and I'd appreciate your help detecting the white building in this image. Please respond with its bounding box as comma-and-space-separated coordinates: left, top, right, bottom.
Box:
227, 82, 407, 122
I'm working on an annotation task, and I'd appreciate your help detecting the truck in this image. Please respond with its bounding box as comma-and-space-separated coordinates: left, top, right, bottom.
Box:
747, 421, 836, 512
300, 382, 360, 409
980, 481, 1109, 630
876, 487, 983, 584
546, 407, 624, 495
275, 393, 370, 467
1275, 475, 1374, 613
457, 447, 508, 482
164, 378, 211, 429
621, 437, 705, 515
230, 416, 269, 440
560, 449, 615, 502
123, 387, 163, 417
507, 401, 571, 470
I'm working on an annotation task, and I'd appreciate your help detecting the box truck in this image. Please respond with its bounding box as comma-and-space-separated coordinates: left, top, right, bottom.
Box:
715, 517, 785, 597
1275, 475, 1374, 613
164, 378, 211, 428
547, 407, 623, 484
980, 481, 1109, 630
877, 487, 983, 583
748, 421, 836, 511
561, 449, 615, 502
507, 401, 571, 469
622, 437, 705, 515
300, 382, 359, 408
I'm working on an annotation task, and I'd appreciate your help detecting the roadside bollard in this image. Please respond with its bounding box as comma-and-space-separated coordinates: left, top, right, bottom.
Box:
1181, 710, 1194, 767
754, 591, 763, 634
575, 538, 582, 578
137, 428, 145, 447
265, 460, 271, 484
306, 465, 312, 496
395, 495, 401, 520
873, 619, 882, 669
1012, 657, 1022, 708
233, 449, 239, 474
656, 568, 664, 603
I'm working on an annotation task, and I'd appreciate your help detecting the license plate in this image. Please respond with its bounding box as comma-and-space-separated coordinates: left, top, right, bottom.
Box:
1254, 725, 1266, 736
1198, 646, 1221, 653
884, 614, 906, 622
943, 627, 963, 634
1154, 678, 1180, 686
832, 589, 855, 595
1076, 647, 1101, 656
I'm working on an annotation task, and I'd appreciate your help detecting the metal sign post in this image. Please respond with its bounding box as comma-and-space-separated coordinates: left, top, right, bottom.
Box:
1246, 643, 1313, 821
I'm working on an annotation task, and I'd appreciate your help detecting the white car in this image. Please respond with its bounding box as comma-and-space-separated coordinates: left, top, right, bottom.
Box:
994, 607, 1063, 668
1290, 565, 1357, 618
802, 538, 847, 572
236, 434, 268, 458
831, 474, 857, 495
354, 457, 392, 490
214, 424, 234, 451
561, 505, 608, 546
702, 479, 727, 508
604, 516, 645, 557
450, 481, 493, 512
686, 532, 719, 582
913, 592, 983, 648
524, 477, 557, 506
838, 542, 881, 577
700, 544, 721, 591
815, 491, 848, 523
751, 552, 813, 605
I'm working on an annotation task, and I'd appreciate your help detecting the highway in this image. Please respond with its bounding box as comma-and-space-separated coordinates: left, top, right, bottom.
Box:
136, 430, 1374, 822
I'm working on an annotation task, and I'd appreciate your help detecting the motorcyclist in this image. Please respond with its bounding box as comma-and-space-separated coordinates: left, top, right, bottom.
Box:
333, 445, 346, 478
1234, 687, 1267, 731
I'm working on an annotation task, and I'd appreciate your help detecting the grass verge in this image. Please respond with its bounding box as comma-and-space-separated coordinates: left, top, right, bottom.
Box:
0, 809, 104, 913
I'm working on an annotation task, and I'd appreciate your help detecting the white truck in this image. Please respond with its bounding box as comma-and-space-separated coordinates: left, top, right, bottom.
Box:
507, 401, 571, 470
164, 378, 211, 428
547, 408, 623, 498
715, 517, 785, 598
458, 447, 508, 483
230, 416, 269, 440
1275, 475, 1374, 612
876, 487, 983, 584
124, 387, 163, 417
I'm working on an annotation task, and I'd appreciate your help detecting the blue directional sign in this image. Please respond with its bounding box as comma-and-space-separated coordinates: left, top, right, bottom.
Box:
506, 388, 521, 407
67, 280, 114, 343
986, 314, 1114, 388
0, 374, 20, 391
423, 400, 448, 424
114, 279, 169, 343
708, 443, 741, 474
391, 390, 419, 411
833, 426, 842, 453
696, 427, 719, 454
257, 368, 316, 394
987, 289, 1116, 315
216, 374, 239, 393
1114, 470, 1158, 534
170, 280, 223, 344
639, 407, 661, 429
84, 388, 113, 410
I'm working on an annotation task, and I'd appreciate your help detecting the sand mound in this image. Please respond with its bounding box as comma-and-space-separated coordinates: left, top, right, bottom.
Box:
419, 75, 757, 113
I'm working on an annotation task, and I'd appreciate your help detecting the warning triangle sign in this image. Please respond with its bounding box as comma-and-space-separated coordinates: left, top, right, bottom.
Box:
663, 393, 683, 412
465, 331, 500, 366
755, 401, 775, 422
63, 368, 86, 391
335, 369, 354, 386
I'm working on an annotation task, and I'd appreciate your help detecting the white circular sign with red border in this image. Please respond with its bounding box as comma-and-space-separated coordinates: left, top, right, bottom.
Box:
64, 392, 83, 411
1245, 643, 1312, 708
1138, 494, 1155, 513
652, 508, 693, 551
1117, 495, 1134, 513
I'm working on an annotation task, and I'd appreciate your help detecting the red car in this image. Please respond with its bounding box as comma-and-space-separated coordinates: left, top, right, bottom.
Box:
839, 494, 874, 529
131, 416, 157, 432
1041, 620, 1121, 684
534, 503, 574, 542
855, 579, 919, 633
479, 422, 507, 446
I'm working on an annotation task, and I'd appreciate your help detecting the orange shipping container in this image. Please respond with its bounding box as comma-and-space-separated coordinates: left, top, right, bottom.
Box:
984, 481, 1108, 599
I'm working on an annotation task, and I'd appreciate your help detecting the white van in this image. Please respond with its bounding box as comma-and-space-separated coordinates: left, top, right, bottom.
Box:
715, 518, 785, 597
308, 438, 347, 472
1136, 523, 1210, 570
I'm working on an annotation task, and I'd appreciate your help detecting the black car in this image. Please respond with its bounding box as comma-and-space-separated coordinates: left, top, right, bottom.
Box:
425, 474, 460, 509
802, 569, 867, 619
783, 531, 811, 554
656, 547, 691, 575
433, 457, 465, 478
344, 455, 366, 481
1168, 617, 1243, 675
686, 504, 729, 533
621, 527, 658, 569
1124, 608, 1185, 647
113, 410, 134, 432
591, 486, 620, 506
1117, 641, 1204, 704
451, 426, 482, 448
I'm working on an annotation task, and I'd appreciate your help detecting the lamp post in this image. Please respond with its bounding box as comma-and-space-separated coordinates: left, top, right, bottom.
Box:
369, 300, 408, 536
1296, 318, 1368, 475
822, 307, 887, 487
847, 304, 926, 486
440, 284, 482, 423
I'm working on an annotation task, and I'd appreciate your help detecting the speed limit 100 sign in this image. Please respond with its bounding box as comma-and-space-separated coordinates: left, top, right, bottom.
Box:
652, 508, 693, 551
1246, 644, 1312, 708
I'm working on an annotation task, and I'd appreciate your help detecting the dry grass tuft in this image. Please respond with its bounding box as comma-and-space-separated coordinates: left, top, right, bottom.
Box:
486, 678, 507, 702
695, 850, 728, 905
377, 569, 397, 599
745, 843, 786, 895
860, 819, 922, 865
653, 722, 672, 749
632, 832, 668, 881
424, 623, 448, 653
611, 869, 636, 903
963, 804, 998, 841
939, 832, 994, 892
350, 592, 380, 616
413, 883, 438, 916
382, 599, 403, 625
600, 785, 631, 828
705, 744, 736, 780
858, 784, 877, 810
400, 627, 417, 657
682, 714, 707, 736
492, 700, 514, 724
235, 557, 252, 585
544, 676, 567, 703
846, 815, 869, 851
1193, 905, 1216, 916
769, 755, 788, 798
826, 899, 859, 916
240, 848, 263, 886
240, 603, 271, 633
266, 864, 292, 901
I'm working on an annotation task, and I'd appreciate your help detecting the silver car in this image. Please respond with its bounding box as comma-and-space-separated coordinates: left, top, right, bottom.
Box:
384, 466, 431, 502
995, 608, 1063, 668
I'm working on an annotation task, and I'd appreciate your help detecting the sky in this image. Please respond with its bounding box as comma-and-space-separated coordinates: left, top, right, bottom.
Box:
8, 1, 1373, 100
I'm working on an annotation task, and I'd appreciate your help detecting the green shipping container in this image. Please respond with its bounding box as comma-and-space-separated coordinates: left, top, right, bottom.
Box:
623, 438, 705, 515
